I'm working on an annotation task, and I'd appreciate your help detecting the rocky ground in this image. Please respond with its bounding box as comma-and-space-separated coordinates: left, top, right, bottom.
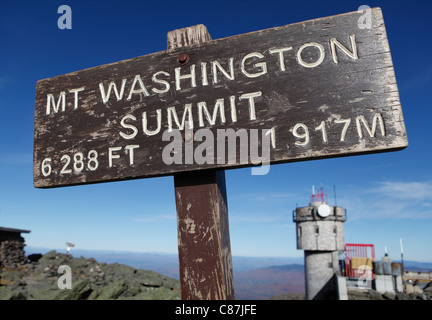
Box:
2, 250, 430, 300
0, 250, 181, 300
270, 288, 432, 300
269, 282, 432, 300
347, 286, 432, 300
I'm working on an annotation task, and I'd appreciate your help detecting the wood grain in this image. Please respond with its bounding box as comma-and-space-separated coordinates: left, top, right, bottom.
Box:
34, 7, 407, 188
170, 25, 235, 300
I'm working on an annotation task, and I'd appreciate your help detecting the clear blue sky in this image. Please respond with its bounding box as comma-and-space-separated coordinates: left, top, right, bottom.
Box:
0, 0, 431, 263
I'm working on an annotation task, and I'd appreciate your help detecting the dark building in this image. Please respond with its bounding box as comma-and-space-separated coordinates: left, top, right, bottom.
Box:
0, 227, 31, 267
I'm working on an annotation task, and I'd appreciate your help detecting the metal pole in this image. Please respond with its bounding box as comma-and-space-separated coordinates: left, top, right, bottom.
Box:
400, 238, 404, 272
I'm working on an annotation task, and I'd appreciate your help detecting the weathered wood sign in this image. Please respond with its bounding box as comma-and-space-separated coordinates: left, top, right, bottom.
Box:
169, 26, 235, 300
34, 7, 407, 188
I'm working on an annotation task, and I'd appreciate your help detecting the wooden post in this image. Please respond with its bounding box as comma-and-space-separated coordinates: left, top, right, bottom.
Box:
167, 25, 235, 300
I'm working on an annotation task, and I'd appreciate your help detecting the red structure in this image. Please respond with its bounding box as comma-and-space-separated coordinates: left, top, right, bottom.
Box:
311, 186, 327, 203
345, 243, 375, 279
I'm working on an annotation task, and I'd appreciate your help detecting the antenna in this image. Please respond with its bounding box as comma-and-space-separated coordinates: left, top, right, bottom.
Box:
333, 185, 337, 207
400, 238, 404, 267
311, 185, 327, 203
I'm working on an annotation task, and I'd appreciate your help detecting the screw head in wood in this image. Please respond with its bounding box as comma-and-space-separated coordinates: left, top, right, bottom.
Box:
178, 53, 190, 66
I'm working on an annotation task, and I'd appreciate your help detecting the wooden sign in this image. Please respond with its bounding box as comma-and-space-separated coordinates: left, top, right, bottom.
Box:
34, 7, 407, 188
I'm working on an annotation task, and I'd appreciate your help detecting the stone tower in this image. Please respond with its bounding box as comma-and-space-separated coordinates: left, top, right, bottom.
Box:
293, 187, 347, 300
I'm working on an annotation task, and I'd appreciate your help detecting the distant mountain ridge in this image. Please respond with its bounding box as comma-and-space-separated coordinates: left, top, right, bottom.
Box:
25, 247, 305, 277
25, 247, 306, 299
26, 246, 432, 274
24, 247, 432, 300
234, 264, 305, 299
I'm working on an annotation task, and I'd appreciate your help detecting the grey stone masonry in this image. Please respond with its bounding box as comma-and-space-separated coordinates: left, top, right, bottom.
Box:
0, 227, 30, 267
294, 203, 346, 251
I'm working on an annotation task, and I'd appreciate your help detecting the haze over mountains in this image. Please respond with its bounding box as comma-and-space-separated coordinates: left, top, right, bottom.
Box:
26, 247, 305, 275
25, 247, 432, 300
26, 247, 306, 299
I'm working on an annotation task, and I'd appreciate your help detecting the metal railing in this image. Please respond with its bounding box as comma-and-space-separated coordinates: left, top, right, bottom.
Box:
345, 243, 375, 279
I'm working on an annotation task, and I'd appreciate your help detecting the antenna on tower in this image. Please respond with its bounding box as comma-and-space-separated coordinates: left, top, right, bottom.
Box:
333, 185, 337, 207
311, 185, 327, 203
400, 238, 404, 268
